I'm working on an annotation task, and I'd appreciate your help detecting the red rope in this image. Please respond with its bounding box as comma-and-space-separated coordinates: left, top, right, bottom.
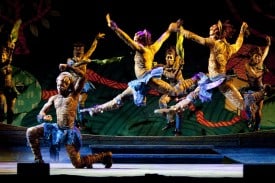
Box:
188, 104, 242, 127
42, 69, 160, 100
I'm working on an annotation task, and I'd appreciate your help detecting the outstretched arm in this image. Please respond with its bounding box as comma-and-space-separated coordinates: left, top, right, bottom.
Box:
106, 13, 142, 51
179, 26, 207, 46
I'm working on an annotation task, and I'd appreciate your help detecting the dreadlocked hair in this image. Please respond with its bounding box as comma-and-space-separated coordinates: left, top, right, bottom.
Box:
218, 20, 236, 39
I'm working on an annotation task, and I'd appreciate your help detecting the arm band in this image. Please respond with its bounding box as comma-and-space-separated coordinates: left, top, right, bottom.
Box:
37, 114, 45, 123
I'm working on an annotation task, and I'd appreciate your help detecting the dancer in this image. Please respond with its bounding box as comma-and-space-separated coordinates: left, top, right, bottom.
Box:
66, 33, 105, 129
0, 19, 21, 124
159, 27, 195, 136
155, 20, 261, 123
242, 35, 271, 131
80, 15, 198, 116
26, 63, 112, 168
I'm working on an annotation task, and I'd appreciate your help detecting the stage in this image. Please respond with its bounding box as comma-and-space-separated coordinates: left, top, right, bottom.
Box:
1, 124, 275, 182
2, 162, 275, 182
1, 162, 243, 177
1, 162, 245, 182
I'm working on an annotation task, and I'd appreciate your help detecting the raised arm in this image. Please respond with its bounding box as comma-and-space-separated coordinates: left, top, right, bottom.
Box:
261, 35, 271, 63
7, 19, 22, 64
59, 64, 86, 93
231, 22, 248, 54
106, 13, 142, 51
82, 32, 105, 61
176, 25, 185, 62
150, 20, 181, 53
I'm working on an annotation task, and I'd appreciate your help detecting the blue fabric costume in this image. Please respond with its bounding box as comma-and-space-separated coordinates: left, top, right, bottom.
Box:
42, 122, 82, 161
128, 67, 163, 106
195, 73, 226, 103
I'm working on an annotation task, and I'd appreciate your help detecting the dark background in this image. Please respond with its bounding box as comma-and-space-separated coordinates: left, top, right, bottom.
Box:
1, 0, 275, 135
1, 0, 275, 88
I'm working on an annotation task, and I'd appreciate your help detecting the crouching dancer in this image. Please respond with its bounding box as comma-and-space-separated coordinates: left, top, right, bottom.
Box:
26, 63, 112, 168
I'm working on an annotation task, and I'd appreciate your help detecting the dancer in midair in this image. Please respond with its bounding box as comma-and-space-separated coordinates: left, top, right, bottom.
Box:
80, 15, 199, 116
155, 20, 263, 123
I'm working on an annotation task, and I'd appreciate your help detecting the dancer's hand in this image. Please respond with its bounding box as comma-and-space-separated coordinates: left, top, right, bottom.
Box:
106, 13, 117, 30
96, 32, 105, 40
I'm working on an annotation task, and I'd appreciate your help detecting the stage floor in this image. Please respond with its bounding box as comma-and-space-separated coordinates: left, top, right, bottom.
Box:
0, 162, 243, 178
